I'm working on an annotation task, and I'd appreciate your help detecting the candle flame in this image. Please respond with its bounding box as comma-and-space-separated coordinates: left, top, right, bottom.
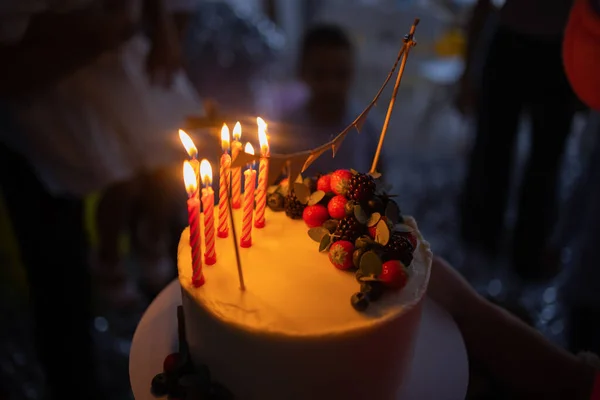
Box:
221, 124, 230, 151
179, 129, 198, 158
257, 117, 269, 154
200, 159, 213, 186
233, 122, 242, 141
183, 161, 197, 195
244, 142, 255, 155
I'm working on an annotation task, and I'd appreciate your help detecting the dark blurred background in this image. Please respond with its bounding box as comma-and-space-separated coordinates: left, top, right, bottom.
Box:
0, 0, 595, 398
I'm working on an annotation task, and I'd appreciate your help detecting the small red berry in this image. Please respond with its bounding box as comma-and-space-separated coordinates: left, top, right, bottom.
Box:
302, 204, 330, 228
317, 174, 332, 192
163, 353, 181, 373
329, 241, 355, 270
328, 195, 348, 219
398, 232, 418, 249
379, 260, 408, 289
329, 169, 353, 196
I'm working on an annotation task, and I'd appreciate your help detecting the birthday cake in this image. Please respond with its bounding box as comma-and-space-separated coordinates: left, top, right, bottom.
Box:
170, 170, 432, 400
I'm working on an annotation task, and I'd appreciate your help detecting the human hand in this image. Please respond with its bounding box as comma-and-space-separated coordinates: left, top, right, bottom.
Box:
428, 256, 482, 321
146, 19, 182, 88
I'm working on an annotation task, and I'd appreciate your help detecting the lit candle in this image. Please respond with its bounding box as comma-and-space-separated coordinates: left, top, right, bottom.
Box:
241, 143, 256, 248
254, 117, 269, 229
231, 122, 243, 209
218, 124, 231, 238
179, 129, 200, 197
183, 161, 204, 287
200, 159, 216, 265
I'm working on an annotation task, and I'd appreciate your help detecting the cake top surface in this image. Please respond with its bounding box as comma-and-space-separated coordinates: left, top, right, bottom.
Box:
178, 209, 432, 338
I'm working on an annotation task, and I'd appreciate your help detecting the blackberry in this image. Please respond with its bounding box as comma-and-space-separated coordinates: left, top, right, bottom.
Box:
284, 191, 305, 219
348, 173, 376, 202
382, 232, 414, 266
333, 216, 365, 243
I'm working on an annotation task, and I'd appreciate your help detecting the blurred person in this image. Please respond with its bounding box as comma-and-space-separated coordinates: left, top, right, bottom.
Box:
428, 256, 598, 400
0, 3, 138, 398
457, 0, 578, 281
556, 0, 600, 356
277, 24, 383, 175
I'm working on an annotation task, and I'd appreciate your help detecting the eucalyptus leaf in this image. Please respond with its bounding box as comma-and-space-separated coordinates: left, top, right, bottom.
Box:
359, 251, 383, 276
319, 235, 332, 252
395, 223, 414, 233
350, 169, 359, 175
375, 220, 390, 246
367, 212, 381, 227
307, 190, 326, 206
385, 200, 401, 224
358, 274, 382, 282
278, 184, 289, 197
294, 182, 311, 204
308, 227, 330, 243
295, 174, 304, 184
267, 185, 279, 194
354, 205, 368, 225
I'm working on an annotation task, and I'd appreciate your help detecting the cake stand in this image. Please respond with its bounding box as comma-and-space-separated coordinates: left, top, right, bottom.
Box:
130, 280, 469, 400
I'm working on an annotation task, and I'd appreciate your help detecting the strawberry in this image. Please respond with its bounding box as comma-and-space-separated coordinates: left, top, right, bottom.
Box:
329, 169, 353, 196
317, 174, 332, 192
302, 204, 330, 228
379, 260, 408, 289
327, 195, 348, 219
329, 240, 355, 270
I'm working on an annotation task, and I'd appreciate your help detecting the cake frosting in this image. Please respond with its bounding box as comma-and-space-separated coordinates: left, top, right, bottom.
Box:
178, 208, 432, 399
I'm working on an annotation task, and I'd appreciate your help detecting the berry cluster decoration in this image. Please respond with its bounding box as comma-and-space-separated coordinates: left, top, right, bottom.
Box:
151, 307, 234, 399
268, 169, 418, 312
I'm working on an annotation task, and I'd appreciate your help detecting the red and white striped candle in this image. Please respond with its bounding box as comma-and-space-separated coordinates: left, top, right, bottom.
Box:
254, 117, 269, 229
200, 159, 216, 265
183, 161, 204, 287
179, 129, 200, 193
218, 124, 231, 238
231, 122, 243, 209
241, 143, 256, 248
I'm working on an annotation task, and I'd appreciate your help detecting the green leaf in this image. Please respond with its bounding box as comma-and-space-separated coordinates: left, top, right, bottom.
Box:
355, 235, 375, 249
295, 173, 304, 184
350, 169, 359, 175
395, 223, 414, 233
367, 212, 381, 227
278, 183, 289, 197
308, 227, 330, 243
267, 185, 279, 194
358, 274, 382, 282
307, 190, 326, 206
354, 205, 368, 225
385, 200, 401, 224
359, 251, 383, 276
319, 235, 332, 252
294, 182, 311, 204
375, 219, 390, 246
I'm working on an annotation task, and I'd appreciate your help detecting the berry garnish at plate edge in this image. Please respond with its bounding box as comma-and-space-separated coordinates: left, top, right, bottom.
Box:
151, 307, 235, 400
271, 169, 419, 312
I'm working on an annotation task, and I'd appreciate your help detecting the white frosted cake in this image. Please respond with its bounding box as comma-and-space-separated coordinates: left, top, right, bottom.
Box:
176, 171, 433, 400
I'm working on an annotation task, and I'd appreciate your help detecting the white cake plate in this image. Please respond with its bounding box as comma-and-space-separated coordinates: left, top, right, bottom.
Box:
130, 280, 469, 400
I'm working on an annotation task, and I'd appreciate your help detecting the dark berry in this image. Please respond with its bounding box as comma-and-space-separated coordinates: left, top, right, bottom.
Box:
354, 235, 375, 250
351, 291, 370, 311
360, 281, 385, 301
367, 197, 385, 214
344, 200, 358, 216
352, 248, 367, 269
322, 219, 339, 233
348, 173, 376, 202
383, 232, 414, 266
333, 216, 365, 243
284, 191, 306, 219
151, 373, 169, 396
267, 192, 285, 212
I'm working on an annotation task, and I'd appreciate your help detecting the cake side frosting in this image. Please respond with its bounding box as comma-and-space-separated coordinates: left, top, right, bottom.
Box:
177, 210, 432, 337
